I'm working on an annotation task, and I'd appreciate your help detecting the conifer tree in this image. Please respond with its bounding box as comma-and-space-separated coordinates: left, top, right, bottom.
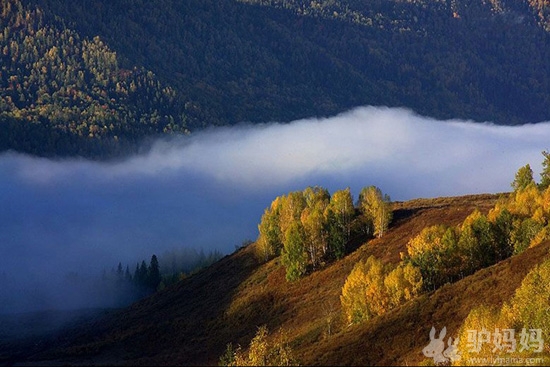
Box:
148, 254, 161, 291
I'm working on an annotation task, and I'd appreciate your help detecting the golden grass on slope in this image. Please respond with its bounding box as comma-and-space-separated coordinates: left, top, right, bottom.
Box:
21, 193, 513, 366
302, 240, 550, 366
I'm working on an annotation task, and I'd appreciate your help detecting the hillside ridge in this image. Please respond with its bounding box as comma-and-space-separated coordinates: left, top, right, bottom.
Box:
8, 192, 545, 366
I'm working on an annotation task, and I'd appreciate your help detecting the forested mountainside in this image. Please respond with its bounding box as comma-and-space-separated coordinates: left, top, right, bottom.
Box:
2, 0, 550, 157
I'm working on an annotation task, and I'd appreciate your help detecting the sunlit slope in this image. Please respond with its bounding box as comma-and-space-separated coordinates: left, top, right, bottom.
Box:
305, 232, 550, 366
24, 193, 550, 366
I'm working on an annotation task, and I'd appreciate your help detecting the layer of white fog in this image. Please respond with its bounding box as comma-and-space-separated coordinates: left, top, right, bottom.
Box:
1, 106, 549, 315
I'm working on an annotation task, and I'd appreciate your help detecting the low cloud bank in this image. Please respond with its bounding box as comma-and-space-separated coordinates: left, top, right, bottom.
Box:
1, 106, 549, 313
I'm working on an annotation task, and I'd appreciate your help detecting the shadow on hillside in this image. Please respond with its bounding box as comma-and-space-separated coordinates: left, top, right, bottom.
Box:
392, 207, 423, 222
9, 245, 263, 366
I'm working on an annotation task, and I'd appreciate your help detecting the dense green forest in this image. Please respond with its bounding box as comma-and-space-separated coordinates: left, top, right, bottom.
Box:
0, 0, 193, 157
2, 0, 550, 157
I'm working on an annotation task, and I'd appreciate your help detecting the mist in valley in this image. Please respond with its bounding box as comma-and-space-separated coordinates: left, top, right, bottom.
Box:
1, 106, 549, 319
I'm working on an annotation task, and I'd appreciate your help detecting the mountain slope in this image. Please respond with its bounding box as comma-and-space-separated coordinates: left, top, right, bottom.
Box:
10, 193, 545, 366
0, 0, 193, 158
2, 0, 550, 157
32, 0, 550, 126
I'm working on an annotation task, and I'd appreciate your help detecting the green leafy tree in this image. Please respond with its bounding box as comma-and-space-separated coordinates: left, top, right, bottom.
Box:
256, 202, 282, 262
539, 150, 550, 190
406, 225, 449, 291
458, 210, 494, 274
219, 343, 237, 366
281, 221, 308, 281
490, 208, 514, 261
303, 186, 330, 209
325, 207, 346, 260
278, 192, 306, 238
511, 217, 543, 254
511, 164, 535, 192
325, 188, 354, 258
301, 206, 328, 269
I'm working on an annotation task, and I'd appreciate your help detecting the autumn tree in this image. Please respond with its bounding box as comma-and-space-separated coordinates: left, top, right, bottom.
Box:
256, 185, 394, 281
244, 325, 269, 366
384, 262, 423, 309
511, 164, 535, 192
506, 258, 550, 350
325, 188, 354, 259
301, 186, 330, 267
221, 325, 297, 366
278, 191, 306, 237
509, 183, 542, 218
406, 225, 449, 290
454, 258, 550, 365
303, 186, 330, 209
358, 186, 392, 238
301, 206, 327, 269
340, 256, 388, 324
454, 305, 502, 365
256, 200, 283, 262
341, 256, 423, 325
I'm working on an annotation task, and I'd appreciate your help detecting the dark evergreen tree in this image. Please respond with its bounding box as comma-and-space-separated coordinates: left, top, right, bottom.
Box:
148, 254, 161, 291
116, 262, 123, 278
124, 265, 132, 282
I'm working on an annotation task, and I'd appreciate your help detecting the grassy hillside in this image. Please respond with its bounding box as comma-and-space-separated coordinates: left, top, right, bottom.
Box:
10, 192, 545, 366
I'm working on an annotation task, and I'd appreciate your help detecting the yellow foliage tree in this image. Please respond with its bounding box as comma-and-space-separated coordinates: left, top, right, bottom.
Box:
358, 186, 393, 238
454, 305, 503, 366
507, 258, 550, 352
221, 325, 298, 366
340, 256, 388, 325
509, 183, 541, 218
301, 206, 327, 269
407, 225, 448, 259
384, 262, 423, 309
453, 258, 550, 366
341, 256, 424, 326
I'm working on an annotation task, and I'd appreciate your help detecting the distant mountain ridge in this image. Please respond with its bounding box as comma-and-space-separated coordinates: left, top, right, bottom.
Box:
2, 0, 550, 157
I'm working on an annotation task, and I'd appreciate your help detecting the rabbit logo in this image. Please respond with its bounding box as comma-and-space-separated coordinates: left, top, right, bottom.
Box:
423, 326, 461, 364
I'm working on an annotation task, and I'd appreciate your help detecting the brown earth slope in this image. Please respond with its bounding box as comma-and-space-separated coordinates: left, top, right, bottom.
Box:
13, 192, 550, 366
